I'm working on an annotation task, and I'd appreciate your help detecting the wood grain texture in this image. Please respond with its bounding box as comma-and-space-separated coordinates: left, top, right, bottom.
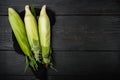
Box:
0, 51, 120, 76
0, 0, 120, 15
1, 0, 120, 79
1, 16, 120, 51
3, 75, 120, 80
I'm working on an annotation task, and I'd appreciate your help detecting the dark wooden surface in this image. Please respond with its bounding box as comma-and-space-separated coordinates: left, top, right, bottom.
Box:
1, 0, 120, 80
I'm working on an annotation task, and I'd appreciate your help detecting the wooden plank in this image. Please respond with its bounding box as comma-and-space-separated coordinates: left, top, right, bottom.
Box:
3, 75, 120, 80
48, 75, 120, 80
0, 51, 33, 75
0, 51, 120, 76
2, 76, 36, 80
1, 16, 120, 50
0, 0, 120, 15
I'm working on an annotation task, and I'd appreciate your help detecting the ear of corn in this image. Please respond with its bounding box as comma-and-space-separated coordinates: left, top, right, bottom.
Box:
38, 5, 51, 65
8, 8, 31, 57
8, 8, 38, 71
24, 5, 41, 62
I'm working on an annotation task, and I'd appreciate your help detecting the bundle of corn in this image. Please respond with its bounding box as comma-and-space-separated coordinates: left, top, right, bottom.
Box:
8, 5, 53, 71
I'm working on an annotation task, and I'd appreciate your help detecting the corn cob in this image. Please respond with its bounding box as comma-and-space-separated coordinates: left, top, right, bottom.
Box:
38, 5, 51, 65
24, 5, 41, 62
8, 8, 38, 71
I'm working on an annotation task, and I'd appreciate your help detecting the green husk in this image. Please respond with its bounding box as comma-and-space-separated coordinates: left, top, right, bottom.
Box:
30, 5, 37, 19
38, 5, 51, 65
24, 5, 41, 62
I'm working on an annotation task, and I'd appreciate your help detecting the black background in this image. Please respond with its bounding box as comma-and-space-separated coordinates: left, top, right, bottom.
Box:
0, 0, 120, 80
